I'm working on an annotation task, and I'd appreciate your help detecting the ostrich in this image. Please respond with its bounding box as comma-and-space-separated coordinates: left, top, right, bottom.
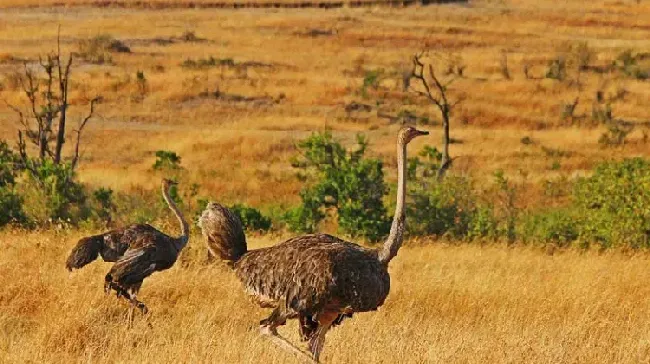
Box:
199, 126, 428, 362
199, 202, 246, 263
66, 179, 189, 322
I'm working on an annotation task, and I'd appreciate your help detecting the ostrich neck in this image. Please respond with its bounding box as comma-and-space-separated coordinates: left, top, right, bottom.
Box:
378, 141, 407, 265
162, 184, 189, 250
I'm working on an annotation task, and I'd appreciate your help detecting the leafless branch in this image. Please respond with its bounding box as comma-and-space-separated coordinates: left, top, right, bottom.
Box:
16, 131, 38, 179
409, 52, 464, 181
2, 99, 30, 131
54, 28, 73, 164
71, 96, 101, 171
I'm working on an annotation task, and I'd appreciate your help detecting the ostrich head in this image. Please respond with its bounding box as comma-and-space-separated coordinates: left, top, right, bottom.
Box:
398, 126, 429, 145
162, 178, 178, 189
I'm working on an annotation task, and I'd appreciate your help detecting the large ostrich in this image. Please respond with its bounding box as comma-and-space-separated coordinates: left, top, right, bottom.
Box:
199, 126, 428, 362
66, 179, 189, 321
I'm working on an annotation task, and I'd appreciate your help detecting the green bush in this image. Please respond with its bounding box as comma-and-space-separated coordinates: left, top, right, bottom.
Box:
468, 206, 499, 240
230, 203, 272, 232
408, 176, 478, 238
0, 142, 26, 226
286, 132, 389, 241
407, 145, 499, 240
492, 170, 518, 242
0, 189, 25, 226
573, 158, 650, 248
91, 187, 115, 225
284, 190, 326, 234
0, 141, 18, 187
19, 160, 88, 223
519, 208, 579, 246
153, 150, 182, 170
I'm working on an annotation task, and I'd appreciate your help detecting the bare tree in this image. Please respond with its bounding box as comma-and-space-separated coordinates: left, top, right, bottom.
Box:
5, 30, 100, 179
409, 51, 464, 180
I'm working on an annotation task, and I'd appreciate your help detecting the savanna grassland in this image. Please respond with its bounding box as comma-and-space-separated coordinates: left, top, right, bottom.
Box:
5, 231, 650, 363
1, 0, 650, 363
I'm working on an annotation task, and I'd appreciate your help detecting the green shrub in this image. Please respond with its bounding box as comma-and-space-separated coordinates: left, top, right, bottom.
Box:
0, 141, 19, 187
91, 187, 114, 225
573, 158, 650, 248
408, 176, 477, 238
468, 206, 499, 240
18, 159, 87, 224
519, 208, 579, 246
230, 203, 272, 232
406, 145, 500, 240
0, 142, 26, 226
0, 188, 25, 226
153, 150, 182, 170
492, 170, 518, 242
284, 192, 325, 234
286, 132, 389, 241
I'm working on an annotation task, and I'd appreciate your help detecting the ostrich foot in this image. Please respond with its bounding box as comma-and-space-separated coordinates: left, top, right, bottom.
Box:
126, 298, 149, 329
260, 325, 317, 363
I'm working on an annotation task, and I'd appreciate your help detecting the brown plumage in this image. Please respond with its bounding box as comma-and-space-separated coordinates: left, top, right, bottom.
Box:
65, 224, 162, 271
199, 202, 246, 263
66, 179, 189, 322
200, 126, 428, 362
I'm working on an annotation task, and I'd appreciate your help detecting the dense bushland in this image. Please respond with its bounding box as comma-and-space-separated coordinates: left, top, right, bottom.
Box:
1, 129, 649, 249
282, 132, 650, 248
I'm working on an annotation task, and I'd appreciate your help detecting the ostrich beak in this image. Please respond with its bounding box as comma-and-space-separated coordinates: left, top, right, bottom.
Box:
416, 129, 429, 136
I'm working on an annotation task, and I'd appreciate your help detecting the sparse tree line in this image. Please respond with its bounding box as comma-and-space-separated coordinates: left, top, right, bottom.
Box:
1, 37, 649, 249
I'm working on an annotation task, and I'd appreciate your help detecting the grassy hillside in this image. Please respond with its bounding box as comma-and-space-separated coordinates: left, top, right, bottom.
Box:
0, 1, 649, 211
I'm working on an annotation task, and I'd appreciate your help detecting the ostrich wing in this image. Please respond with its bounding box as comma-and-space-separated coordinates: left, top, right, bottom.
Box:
108, 246, 160, 286
100, 224, 164, 260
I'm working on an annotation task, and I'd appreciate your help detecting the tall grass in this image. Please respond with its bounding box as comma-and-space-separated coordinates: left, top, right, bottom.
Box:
2, 231, 650, 363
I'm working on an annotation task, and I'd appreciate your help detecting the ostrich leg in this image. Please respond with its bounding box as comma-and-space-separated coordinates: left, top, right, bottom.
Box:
260, 308, 316, 363
126, 283, 145, 327
308, 311, 339, 363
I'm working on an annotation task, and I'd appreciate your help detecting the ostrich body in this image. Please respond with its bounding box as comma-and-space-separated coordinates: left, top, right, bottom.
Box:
65, 224, 162, 271
200, 126, 428, 362
66, 179, 189, 320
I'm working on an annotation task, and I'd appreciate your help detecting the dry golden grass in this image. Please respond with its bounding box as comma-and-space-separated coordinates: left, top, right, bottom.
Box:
3, 230, 650, 363
1, 5, 650, 360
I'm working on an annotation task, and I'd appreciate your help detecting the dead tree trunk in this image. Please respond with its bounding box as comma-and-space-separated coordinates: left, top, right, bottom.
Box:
410, 52, 463, 180
439, 104, 451, 180
54, 36, 73, 164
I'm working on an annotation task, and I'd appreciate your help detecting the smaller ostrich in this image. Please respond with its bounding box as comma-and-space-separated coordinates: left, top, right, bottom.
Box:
66, 179, 189, 322
200, 126, 428, 362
